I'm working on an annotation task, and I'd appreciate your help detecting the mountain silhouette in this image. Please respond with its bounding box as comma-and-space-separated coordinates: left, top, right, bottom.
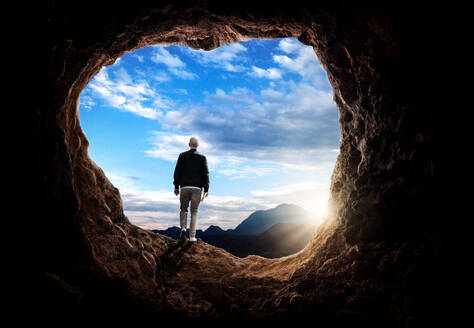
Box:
152, 224, 231, 239
230, 203, 314, 235
201, 222, 317, 258
203, 225, 227, 235
152, 203, 317, 258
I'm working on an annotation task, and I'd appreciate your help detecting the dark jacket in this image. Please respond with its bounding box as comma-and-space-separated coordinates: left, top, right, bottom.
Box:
173, 149, 209, 192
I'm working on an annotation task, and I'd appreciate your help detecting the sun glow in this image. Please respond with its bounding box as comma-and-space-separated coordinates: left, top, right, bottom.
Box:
301, 193, 329, 223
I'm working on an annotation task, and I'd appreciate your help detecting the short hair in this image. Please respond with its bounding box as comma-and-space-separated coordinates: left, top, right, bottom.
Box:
189, 137, 199, 148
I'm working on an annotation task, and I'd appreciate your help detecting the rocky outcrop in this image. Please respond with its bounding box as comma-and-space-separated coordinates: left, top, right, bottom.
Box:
29, 1, 448, 325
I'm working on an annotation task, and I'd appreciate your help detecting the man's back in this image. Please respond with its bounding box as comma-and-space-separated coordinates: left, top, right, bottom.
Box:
173, 149, 209, 192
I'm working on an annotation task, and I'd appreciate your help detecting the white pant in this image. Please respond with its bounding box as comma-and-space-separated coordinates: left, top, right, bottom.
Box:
179, 188, 202, 238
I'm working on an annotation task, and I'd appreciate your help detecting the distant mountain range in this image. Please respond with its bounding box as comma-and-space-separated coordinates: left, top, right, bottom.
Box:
152, 203, 317, 258
231, 203, 314, 235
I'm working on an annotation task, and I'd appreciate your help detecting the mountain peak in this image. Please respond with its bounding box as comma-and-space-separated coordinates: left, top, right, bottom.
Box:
275, 203, 293, 208
232, 203, 313, 235
205, 225, 226, 234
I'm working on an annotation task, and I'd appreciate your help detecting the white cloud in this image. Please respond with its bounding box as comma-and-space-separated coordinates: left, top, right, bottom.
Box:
144, 132, 214, 162
153, 71, 171, 82
278, 38, 301, 54
168, 67, 198, 80
216, 165, 274, 179
259, 88, 284, 100
131, 53, 144, 62
151, 47, 198, 80
273, 40, 328, 87
85, 68, 164, 119
79, 95, 96, 110
115, 82, 153, 101
174, 88, 188, 95
122, 102, 161, 119
151, 47, 186, 68
205, 88, 254, 106
152, 94, 175, 110
250, 66, 282, 79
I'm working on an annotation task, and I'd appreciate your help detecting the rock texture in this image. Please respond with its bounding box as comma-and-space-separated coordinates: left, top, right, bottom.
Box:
29, 1, 448, 325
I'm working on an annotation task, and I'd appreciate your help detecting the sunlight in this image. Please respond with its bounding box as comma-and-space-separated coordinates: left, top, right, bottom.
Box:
301, 193, 329, 222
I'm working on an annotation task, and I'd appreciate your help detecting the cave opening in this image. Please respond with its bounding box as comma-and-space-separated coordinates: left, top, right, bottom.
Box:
33, 2, 447, 324
78, 37, 340, 259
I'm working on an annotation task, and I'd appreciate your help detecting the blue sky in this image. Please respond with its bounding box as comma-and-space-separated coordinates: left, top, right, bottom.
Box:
79, 38, 340, 230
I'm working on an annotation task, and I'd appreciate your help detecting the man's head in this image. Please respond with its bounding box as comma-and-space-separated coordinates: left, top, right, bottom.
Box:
189, 137, 199, 149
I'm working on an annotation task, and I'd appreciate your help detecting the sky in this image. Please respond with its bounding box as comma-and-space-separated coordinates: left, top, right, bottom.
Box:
78, 38, 340, 231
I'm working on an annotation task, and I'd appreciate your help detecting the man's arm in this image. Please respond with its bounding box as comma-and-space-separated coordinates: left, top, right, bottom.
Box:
173, 154, 183, 193
202, 155, 209, 193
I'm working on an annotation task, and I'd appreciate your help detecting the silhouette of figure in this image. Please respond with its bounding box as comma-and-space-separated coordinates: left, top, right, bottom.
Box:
173, 137, 209, 243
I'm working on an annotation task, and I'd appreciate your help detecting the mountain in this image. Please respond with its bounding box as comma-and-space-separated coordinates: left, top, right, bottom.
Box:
152, 203, 314, 238
153, 226, 182, 239
152, 224, 232, 239
152, 203, 318, 258
200, 222, 317, 258
230, 203, 314, 235
204, 225, 227, 235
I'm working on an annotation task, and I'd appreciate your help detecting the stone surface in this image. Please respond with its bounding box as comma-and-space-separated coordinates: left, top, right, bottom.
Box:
28, 1, 448, 325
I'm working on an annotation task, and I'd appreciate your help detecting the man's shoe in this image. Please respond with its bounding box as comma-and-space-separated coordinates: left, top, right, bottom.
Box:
179, 230, 187, 243
189, 237, 197, 243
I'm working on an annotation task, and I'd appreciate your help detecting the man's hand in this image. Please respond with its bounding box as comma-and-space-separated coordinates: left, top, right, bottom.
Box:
174, 188, 179, 196
202, 191, 208, 201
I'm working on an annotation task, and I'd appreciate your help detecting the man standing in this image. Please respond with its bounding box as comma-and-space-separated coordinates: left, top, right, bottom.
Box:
173, 137, 209, 243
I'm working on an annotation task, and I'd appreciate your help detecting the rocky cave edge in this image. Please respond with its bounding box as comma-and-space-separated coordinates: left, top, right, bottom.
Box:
32, 1, 447, 325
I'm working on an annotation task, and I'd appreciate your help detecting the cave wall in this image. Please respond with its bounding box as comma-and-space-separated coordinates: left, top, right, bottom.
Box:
29, 1, 446, 325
